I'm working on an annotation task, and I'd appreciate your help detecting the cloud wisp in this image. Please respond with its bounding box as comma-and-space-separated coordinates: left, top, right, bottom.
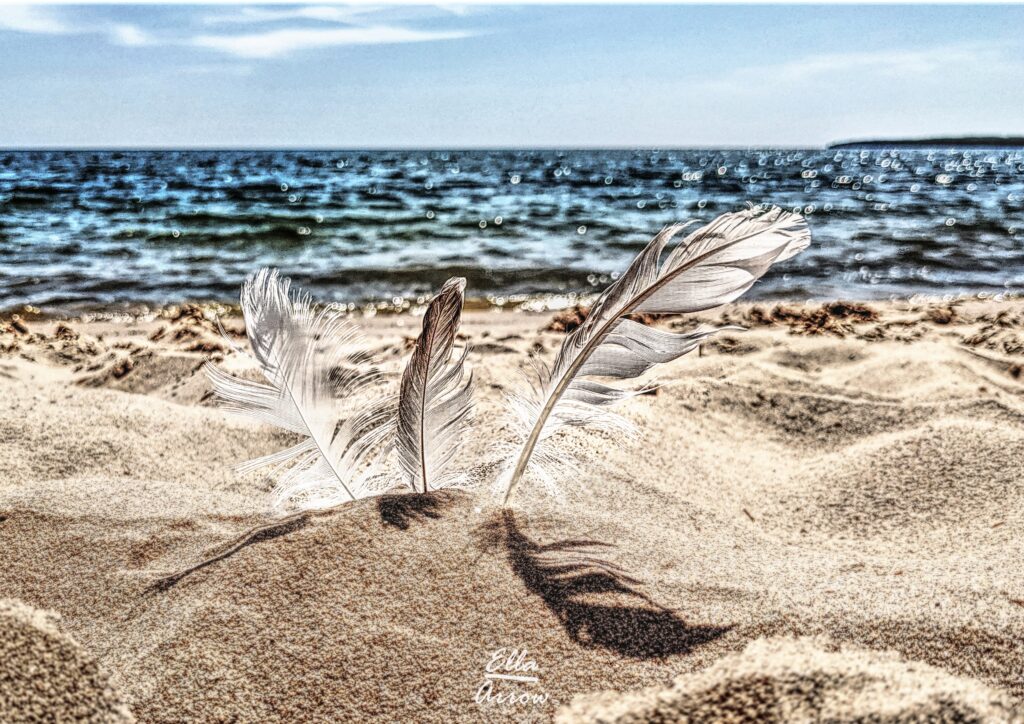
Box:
697, 42, 1020, 94
0, 6, 153, 47
0, 6, 70, 34
193, 5, 477, 59
0, 5, 476, 61
193, 25, 474, 59
200, 6, 380, 26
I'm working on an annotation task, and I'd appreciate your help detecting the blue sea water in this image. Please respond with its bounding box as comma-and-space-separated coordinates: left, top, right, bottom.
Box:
1, 148, 1022, 312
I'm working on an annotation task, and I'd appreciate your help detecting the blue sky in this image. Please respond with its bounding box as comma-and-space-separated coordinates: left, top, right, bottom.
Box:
1, 4, 1022, 148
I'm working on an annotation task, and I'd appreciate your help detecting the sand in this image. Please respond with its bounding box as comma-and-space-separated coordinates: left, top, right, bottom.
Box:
557, 636, 1023, 722
0, 598, 133, 723
2, 298, 1024, 722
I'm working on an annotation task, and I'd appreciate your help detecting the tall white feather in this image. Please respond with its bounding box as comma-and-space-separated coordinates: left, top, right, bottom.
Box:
396, 277, 474, 492
498, 206, 811, 505
205, 268, 395, 515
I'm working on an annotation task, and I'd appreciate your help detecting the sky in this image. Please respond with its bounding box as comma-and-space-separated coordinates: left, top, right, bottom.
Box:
0, 4, 1022, 148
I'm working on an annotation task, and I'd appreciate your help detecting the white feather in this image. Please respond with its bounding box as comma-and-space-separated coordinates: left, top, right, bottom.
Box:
497, 206, 811, 504
395, 277, 474, 492
206, 268, 395, 515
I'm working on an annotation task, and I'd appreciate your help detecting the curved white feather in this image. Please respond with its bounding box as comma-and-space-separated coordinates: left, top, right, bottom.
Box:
498, 206, 810, 504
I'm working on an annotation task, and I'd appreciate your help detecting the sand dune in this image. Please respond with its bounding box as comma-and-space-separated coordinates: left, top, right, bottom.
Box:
557, 636, 1022, 723
1, 299, 1023, 722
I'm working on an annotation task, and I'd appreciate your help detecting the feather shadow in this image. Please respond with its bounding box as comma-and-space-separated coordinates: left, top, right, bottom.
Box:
147, 512, 310, 593
490, 510, 731, 659
377, 490, 462, 530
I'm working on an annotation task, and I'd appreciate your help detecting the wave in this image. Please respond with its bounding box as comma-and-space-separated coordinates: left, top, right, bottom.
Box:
1, 148, 1022, 310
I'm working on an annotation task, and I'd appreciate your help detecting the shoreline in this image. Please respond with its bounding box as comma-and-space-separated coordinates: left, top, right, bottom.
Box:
5, 290, 1023, 323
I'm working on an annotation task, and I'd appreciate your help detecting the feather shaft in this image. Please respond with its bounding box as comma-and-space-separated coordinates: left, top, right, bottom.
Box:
285, 363, 355, 500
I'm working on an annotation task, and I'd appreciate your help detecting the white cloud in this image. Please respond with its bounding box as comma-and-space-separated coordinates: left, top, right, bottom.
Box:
181, 63, 255, 77
193, 25, 474, 59
700, 43, 1017, 92
195, 5, 478, 57
437, 6, 478, 18
110, 24, 151, 47
0, 6, 151, 48
760, 47, 984, 81
202, 6, 380, 26
0, 6, 71, 34
0, 6, 475, 61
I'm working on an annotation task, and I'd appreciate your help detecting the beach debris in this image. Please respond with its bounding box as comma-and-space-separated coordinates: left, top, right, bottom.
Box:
53, 323, 78, 340
791, 302, 879, 337
743, 302, 879, 337
396, 278, 475, 493
977, 309, 1024, 329
184, 339, 227, 354
708, 335, 760, 355
9, 315, 29, 335
546, 305, 589, 333
494, 206, 810, 505
172, 326, 198, 342
857, 318, 928, 344
473, 342, 518, 355
546, 305, 663, 334
156, 303, 234, 352
743, 303, 806, 326
151, 511, 314, 591
926, 305, 958, 325
111, 358, 134, 379
162, 303, 211, 327
149, 303, 237, 356
0, 337, 19, 354
963, 325, 1024, 356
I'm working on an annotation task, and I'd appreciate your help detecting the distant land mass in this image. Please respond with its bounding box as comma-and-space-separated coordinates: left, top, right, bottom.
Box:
829, 136, 1024, 149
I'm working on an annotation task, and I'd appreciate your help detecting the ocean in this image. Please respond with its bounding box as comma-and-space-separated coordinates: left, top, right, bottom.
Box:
1, 148, 1022, 312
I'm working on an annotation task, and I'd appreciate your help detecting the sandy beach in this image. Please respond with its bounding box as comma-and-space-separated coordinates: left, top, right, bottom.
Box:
3, 298, 1024, 722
